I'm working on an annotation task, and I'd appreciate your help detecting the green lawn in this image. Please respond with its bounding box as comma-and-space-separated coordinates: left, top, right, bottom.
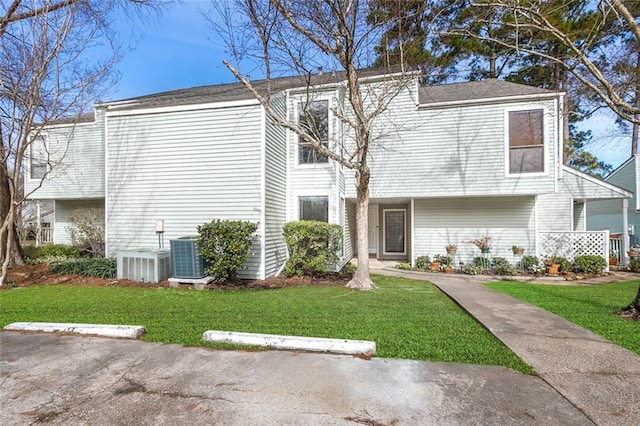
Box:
0, 274, 532, 373
487, 281, 640, 355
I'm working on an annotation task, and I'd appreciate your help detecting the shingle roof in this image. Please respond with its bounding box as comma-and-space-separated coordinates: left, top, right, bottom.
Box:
82, 69, 558, 116
419, 79, 558, 105
103, 66, 407, 111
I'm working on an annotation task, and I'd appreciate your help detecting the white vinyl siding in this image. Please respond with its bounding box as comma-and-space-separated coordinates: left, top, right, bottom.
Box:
345, 93, 558, 199
287, 90, 338, 223
413, 197, 535, 264
264, 97, 288, 277
25, 111, 105, 199
54, 199, 105, 245
540, 168, 629, 233
106, 105, 264, 279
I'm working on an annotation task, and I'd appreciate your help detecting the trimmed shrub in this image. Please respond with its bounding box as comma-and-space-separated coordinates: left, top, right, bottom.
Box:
197, 219, 258, 282
573, 255, 607, 274
66, 208, 105, 257
50, 258, 116, 278
629, 259, 640, 273
414, 255, 430, 270
283, 220, 342, 277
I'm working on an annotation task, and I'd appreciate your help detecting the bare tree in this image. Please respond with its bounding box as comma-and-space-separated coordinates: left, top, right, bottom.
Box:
462, 0, 640, 134
212, 0, 416, 290
0, 0, 161, 287
461, 0, 640, 316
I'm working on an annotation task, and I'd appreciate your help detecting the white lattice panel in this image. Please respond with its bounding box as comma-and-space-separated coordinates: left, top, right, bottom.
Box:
537, 231, 609, 269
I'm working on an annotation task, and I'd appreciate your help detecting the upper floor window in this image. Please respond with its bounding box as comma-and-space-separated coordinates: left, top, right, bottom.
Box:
298, 100, 329, 164
508, 109, 544, 174
30, 136, 48, 179
299, 196, 329, 222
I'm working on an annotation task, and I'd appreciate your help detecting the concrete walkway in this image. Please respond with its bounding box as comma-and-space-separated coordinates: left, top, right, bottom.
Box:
376, 268, 640, 426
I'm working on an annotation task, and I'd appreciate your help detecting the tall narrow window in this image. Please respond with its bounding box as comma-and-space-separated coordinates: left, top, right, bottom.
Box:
299, 196, 329, 222
30, 136, 48, 179
509, 110, 544, 174
298, 100, 329, 164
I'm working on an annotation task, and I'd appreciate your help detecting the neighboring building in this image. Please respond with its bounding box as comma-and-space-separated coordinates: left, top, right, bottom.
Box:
26, 70, 631, 279
587, 155, 638, 251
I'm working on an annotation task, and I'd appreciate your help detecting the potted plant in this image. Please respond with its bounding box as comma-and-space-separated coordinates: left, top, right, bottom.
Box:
609, 250, 617, 266
430, 259, 441, 272
512, 245, 525, 255
544, 257, 561, 275
445, 244, 457, 255
443, 265, 454, 273
467, 235, 492, 253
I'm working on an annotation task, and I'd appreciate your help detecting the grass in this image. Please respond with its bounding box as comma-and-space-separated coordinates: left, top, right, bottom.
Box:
0, 274, 532, 374
486, 280, 640, 356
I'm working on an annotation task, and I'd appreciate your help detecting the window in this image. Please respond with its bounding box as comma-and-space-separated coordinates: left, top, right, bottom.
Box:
298, 100, 329, 164
509, 110, 544, 174
30, 136, 48, 179
299, 196, 329, 222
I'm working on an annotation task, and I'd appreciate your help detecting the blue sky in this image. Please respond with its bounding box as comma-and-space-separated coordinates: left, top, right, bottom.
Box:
108, 1, 630, 170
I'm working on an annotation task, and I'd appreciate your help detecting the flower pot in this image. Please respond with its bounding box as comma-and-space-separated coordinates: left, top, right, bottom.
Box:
480, 248, 491, 254
547, 263, 560, 275
446, 247, 457, 255
430, 262, 440, 272
443, 267, 454, 274
609, 258, 617, 266
512, 248, 524, 255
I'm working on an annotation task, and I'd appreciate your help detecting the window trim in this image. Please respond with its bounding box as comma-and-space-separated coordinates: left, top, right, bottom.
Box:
504, 107, 547, 177
298, 195, 330, 222
29, 134, 49, 180
295, 98, 332, 167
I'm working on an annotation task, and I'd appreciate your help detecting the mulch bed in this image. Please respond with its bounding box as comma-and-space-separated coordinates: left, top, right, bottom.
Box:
4, 264, 350, 290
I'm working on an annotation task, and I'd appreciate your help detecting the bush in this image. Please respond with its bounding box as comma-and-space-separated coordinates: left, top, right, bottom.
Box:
629, 259, 640, 273
519, 255, 540, 271
66, 208, 105, 257
573, 255, 607, 274
493, 257, 517, 276
340, 262, 356, 276
283, 220, 342, 277
49, 258, 116, 278
463, 264, 482, 275
434, 254, 453, 267
25, 244, 79, 263
473, 256, 490, 270
394, 262, 412, 270
414, 255, 430, 270
197, 219, 258, 282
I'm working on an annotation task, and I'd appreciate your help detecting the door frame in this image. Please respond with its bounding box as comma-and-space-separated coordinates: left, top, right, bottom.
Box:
382, 208, 407, 256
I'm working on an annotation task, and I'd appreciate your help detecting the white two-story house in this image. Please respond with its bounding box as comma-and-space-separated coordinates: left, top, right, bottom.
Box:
26, 69, 631, 279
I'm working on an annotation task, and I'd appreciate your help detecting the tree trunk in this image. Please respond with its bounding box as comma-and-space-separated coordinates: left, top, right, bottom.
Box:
346, 171, 376, 290
614, 285, 640, 320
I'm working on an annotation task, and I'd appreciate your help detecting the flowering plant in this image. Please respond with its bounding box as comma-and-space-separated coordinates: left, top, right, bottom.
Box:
467, 235, 492, 249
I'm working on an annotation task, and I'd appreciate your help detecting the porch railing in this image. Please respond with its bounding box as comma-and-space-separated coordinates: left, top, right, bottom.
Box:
610, 235, 623, 263
537, 231, 610, 272
37, 226, 53, 246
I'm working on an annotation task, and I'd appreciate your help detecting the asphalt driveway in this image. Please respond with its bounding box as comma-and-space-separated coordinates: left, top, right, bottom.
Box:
0, 331, 591, 425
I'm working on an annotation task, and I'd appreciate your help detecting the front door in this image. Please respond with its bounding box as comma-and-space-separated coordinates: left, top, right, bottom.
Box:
368, 205, 378, 255
383, 209, 406, 256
